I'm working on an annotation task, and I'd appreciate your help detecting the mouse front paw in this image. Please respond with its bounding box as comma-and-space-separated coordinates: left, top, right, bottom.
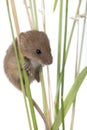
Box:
24, 62, 31, 71
24, 57, 31, 71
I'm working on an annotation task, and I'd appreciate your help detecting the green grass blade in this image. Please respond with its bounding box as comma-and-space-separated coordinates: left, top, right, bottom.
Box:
6, 1, 32, 129
53, 0, 58, 11
54, 0, 63, 120
52, 67, 87, 130
61, 0, 69, 129
40, 69, 48, 117
70, 19, 79, 130
32, 0, 38, 29
23, 69, 38, 130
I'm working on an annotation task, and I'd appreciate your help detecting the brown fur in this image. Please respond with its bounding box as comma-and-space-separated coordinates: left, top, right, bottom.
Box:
4, 30, 53, 90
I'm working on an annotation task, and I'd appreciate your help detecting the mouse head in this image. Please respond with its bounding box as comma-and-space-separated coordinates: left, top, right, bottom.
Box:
19, 30, 53, 65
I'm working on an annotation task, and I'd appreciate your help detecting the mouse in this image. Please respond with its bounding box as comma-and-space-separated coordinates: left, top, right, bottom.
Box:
4, 30, 53, 130
4, 30, 53, 90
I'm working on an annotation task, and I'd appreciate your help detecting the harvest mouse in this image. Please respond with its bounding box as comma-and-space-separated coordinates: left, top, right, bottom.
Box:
4, 30, 53, 130
4, 30, 53, 90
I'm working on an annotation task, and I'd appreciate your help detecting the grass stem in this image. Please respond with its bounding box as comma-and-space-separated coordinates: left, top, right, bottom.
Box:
65, 0, 82, 61
54, 0, 63, 121
6, 0, 32, 129
70, 18, 79, 130
53, 0, 59, 11
23, 0, 34, 29
78, 1, 87, 72
61, 0, 69, 129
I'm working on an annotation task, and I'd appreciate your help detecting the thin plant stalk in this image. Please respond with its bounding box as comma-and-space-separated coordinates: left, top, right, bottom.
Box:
53, 0, 59, 11
78, 0, 87, 72
32, 0, 38, 29
6, 0, 32, 129
61, 0, 69, 130
65, 0, 82, 61
40, 70, 48, 119
78, 19, 86, 72
40, 69, 51, 129
41, 0, 52, 127
9, 0, 38, 129
70, 102, 76, 130
23, 0, 34, 29
42, 0, 46, 32
29, 0, 38, 29
41, 0, 48, 118
28, 0, 35, 28
54, 0, 63, 120
40, 54, 50, 127
40, 70, 52, 129
47, 66, 53, 127
70, 19, 79, 130
70, 1, 87, 129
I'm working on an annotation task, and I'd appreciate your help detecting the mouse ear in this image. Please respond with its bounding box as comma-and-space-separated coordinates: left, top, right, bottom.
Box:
19, 32, 26, 44
19, 32, 27, 52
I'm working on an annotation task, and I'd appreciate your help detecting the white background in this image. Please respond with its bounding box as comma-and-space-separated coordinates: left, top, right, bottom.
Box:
0, 0, 87, 130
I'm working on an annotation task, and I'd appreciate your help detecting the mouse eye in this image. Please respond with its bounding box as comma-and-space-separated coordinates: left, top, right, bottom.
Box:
36, 49, 42, 55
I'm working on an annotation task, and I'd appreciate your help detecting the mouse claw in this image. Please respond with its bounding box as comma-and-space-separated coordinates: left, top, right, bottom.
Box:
23, 57, 31, 71
24, 63, 31, 71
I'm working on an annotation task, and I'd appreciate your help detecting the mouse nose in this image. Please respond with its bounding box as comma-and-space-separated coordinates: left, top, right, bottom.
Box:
44, 54, 53, 65
42, 54, 53, 65
47, 55, 53, 65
